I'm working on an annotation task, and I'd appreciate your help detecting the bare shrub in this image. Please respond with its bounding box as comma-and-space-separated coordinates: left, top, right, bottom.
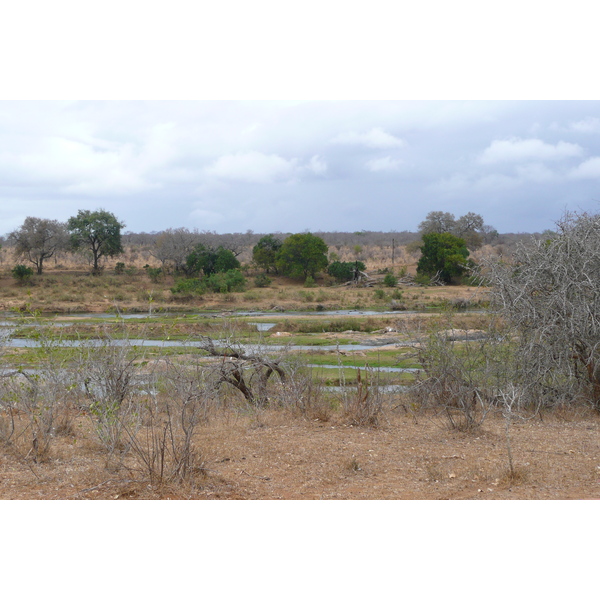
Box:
0, 372, 71, 462
74, 336, 145, 457
482, 211, 600, 410
273, 359, 331, 421
124, 359, 214, 486
339, 367, 385, 428
411, 312, 509, 430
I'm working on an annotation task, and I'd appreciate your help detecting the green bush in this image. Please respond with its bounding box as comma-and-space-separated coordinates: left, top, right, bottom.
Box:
327, 261, 366, 282
254, 273, 272, 288
374, 289, 386, 300
383, 273, 398, 287
170, 278, 206, 296
114, 262, 125, 275
12, 264, 34, 284
204, 269, 246, 293
145, 267, 163, 283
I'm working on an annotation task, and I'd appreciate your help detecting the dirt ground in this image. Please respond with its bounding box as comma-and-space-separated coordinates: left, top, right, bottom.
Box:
2, 405, 599, 500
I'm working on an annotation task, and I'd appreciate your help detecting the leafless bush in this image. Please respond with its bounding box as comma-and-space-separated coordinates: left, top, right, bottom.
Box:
411, 313, 509, 430
124, 359, 214, 486
481, 211, 600, 410
0, 321, 77, 461
74, 336, 146, 457
0, 371, 74, 462
339, 367, 386, 428
273, 359, 331, 421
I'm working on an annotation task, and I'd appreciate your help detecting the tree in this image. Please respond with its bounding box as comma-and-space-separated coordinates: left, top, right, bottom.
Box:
327, 261, 366, 282
252, 234, 283, 273
8, 217, 68, 274
150, 227, 200, 273
416, 232, 470, 284
418, 211, 456, 235
482, 211, 600, 410
67, 209, 125, 273
419, 210, 489, 250
453, 212, 485, 250
185, 245, 240, 277
276, 233, 328, 279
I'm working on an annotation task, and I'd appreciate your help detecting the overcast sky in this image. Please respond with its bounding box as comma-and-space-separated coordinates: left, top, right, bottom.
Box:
1, 100, 600, 236
2, 2, 599, 239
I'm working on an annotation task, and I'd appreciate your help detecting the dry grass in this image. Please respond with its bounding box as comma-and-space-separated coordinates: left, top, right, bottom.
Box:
2, 399, 599, 500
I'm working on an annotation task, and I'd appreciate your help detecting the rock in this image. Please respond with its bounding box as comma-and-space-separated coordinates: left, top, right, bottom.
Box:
437, 329, 487, 341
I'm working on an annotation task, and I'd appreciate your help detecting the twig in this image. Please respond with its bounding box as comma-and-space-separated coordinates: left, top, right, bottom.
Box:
240, 469, 271, 481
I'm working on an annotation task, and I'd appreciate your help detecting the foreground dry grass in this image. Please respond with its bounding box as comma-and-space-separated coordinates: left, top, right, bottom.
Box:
2, 405, 599, 500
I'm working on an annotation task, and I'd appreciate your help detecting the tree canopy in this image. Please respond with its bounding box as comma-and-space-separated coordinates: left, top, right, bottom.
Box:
67, 209, 125, 273
8, 216, 68, 274
327, 260, 366, 282
416, 232, 470, 284
418, 211, 488, 250
252, 234, 283, 273
276, 233, 328, 279
185, 244, 240, 277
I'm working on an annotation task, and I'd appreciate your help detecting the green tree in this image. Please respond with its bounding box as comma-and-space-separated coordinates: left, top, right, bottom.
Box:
276, 233, 328, 279
186, 245, 240, 277
68, 209, 124, 273
252, 234, 283, 273
8, 217, 68, 274
417, 232, 470, 284
327, 260, 366, 282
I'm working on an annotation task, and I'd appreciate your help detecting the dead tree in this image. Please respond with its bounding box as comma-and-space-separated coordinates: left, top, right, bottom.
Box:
198, 336, 286, 406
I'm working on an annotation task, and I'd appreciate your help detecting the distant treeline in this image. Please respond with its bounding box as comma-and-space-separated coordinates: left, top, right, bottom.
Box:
112, 229, 537, 249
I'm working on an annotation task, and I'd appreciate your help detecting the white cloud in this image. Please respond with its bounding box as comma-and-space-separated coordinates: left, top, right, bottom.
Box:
366, 156, 403, 172
306, 154, 327, 175
569, 117, 600, 133
569, 157, 600, 179
479, 137, 583, 164
514, 162, 557, 183
331, 127, 405, 149
428, 173, 470, 193
203, 151, 298, 184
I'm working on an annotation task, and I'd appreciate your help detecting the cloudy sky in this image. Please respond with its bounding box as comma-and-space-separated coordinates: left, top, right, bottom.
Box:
1, 2, 598, 238
1, 100, 599, 236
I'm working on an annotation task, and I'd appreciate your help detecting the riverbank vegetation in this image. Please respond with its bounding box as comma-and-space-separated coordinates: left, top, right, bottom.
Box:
2, 212, 600, 499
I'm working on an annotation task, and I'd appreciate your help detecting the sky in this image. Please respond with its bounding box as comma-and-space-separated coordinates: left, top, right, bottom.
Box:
1, 1, 598, 240
2, 99, 600, 237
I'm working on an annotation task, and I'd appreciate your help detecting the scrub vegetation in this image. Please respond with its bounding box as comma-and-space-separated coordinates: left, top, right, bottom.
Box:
1, 211, 599, 499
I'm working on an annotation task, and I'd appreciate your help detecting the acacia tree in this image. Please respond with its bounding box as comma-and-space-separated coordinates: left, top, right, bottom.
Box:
276, 233, 328, 279
8, 217, 68, 274
68, 209, 125, 273
482, 211, 600, 410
